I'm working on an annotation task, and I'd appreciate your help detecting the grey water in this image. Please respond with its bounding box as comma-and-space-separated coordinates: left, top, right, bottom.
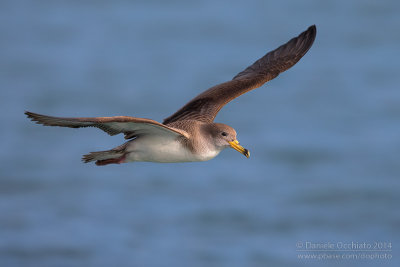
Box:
1, 0, 399, 266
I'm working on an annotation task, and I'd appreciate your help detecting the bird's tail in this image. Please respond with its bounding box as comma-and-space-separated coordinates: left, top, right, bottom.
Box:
82, 143, 128, 166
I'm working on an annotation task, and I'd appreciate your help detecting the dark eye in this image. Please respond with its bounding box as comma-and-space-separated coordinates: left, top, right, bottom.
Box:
221, 132, 228, 137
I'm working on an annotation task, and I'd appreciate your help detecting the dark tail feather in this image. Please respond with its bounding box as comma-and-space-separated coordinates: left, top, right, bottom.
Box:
82, 143, 128, 165
95, 155, 126, 166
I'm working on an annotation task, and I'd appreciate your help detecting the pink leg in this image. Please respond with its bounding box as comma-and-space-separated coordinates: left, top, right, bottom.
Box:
95, 154, 126, 166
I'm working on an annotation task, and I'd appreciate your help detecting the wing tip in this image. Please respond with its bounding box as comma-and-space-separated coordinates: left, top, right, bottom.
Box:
305, 24, 317, 43
280, 24, 317, 63
24, 110, 71, 127
308, 24, 317, 33
296, 24, 317, 52
24, 110, 34, 118
25, 110, 44, 125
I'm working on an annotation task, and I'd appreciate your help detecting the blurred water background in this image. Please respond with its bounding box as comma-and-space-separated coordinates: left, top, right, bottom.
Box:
1, 0, 399, 266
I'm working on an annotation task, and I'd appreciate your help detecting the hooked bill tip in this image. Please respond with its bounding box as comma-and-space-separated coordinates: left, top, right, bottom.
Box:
244, 149, 250, 158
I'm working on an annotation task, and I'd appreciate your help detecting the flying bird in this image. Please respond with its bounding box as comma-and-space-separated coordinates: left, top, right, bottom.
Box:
26, 25, 316, 166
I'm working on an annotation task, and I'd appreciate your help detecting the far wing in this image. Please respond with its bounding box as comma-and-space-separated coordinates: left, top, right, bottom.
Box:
25, 111, 187, 139
163, 25, 316, 124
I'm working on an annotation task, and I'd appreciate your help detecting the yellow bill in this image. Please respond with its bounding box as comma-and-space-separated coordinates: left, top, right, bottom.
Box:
229, 140, 250, 158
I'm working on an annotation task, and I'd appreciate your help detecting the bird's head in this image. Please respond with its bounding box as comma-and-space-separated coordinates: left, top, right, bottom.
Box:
206, 123, 250, 158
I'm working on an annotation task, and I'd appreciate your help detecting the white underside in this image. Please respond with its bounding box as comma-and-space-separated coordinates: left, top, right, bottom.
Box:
124, 135, 220, 163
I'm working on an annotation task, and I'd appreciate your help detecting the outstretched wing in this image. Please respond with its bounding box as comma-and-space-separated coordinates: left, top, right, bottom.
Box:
163, 25, 316, 124
25, 111, 187, 139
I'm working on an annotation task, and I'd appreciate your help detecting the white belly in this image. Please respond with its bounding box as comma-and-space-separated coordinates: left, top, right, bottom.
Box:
124, 136, 220, 163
